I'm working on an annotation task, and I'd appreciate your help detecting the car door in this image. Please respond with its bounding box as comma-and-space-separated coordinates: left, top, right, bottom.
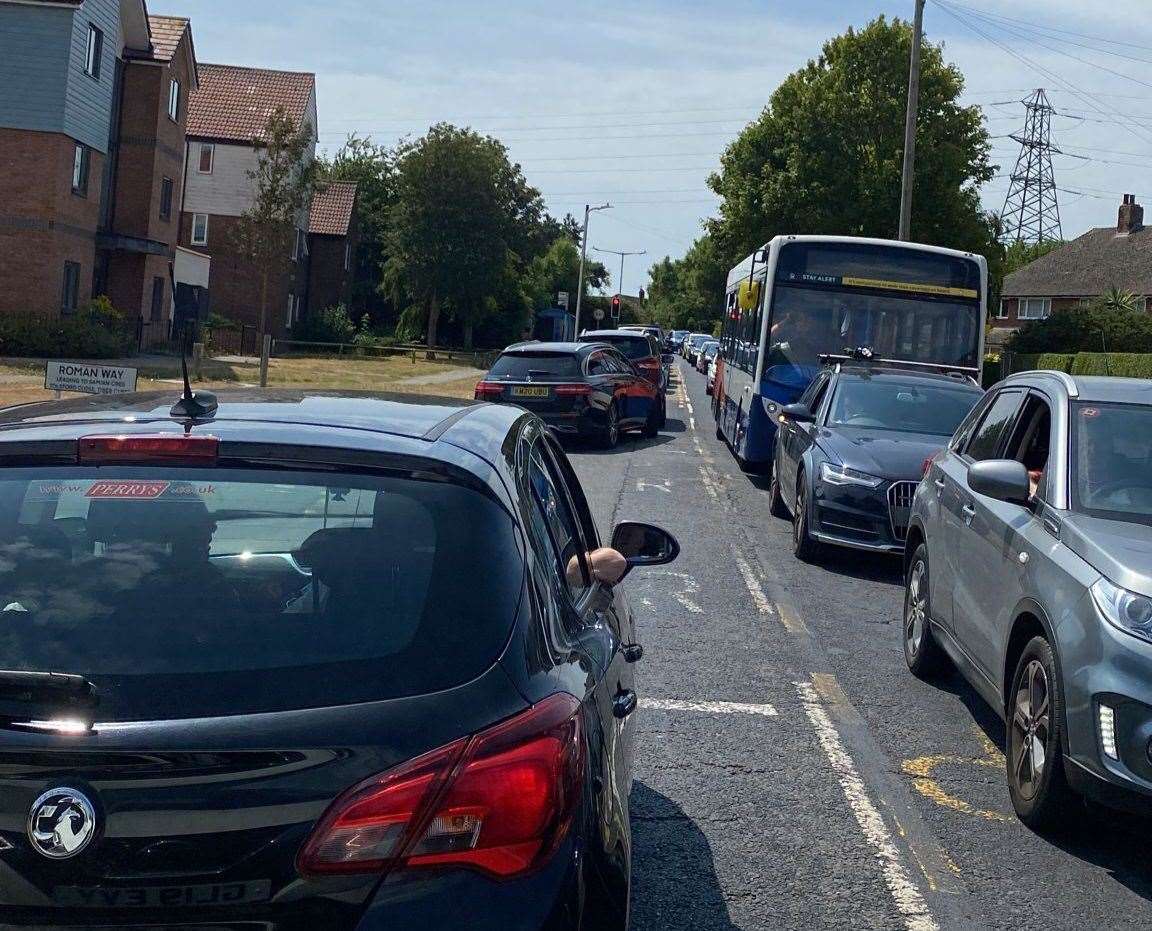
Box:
945, 387, 1027, 681
779, 372, 832, 509
585, 350, 618, 415
607, 348, 649, 427
525, 438, 637, 856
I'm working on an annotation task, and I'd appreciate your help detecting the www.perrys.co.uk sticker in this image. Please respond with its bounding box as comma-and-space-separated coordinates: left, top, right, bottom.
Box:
85, 481, 170, 500
1081, 408, 1101, 418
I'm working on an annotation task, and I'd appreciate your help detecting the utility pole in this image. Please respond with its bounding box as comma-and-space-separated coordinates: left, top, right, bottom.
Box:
898, 0, 926, 241
574, 203, 611, 336
594, 247, 647, 320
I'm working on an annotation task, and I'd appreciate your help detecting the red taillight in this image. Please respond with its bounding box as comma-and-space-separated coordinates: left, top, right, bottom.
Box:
77, 434, 219, 464
298, 694, 584, 880
475, 381, 504, 399
553, 384, 592, 396
921, 452, 940, 477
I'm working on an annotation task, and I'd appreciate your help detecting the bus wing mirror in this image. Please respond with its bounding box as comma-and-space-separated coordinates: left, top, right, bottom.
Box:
781, 403, 814, 424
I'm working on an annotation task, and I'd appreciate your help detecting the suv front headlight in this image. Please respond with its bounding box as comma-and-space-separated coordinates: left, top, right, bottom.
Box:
820, 462, 884, 488
1091, 577, 1152, 641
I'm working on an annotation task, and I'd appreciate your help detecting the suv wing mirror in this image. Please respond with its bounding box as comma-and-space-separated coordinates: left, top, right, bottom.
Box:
967, 460, 1031, 505
780, 402, 814, 424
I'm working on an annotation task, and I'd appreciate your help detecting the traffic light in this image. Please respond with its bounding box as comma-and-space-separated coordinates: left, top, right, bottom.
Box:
611, 295, 621, 320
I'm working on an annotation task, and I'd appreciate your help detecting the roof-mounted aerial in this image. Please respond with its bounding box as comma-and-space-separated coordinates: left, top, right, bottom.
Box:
170, 338, 218, 420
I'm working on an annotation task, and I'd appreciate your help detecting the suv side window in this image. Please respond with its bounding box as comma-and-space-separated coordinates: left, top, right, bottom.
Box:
586, 353, 607, 377
608, 349, 635, 375
527, 444, 590, 601
950, 390, 992, 452
964, 389, 1025, 461
1004, 392, 1054, 501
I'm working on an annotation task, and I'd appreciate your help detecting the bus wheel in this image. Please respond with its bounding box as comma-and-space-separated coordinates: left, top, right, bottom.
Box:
792, 476, 823, 561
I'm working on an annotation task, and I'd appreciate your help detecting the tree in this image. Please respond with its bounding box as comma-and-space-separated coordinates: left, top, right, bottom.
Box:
385, 124, 547, 348
646, 233, 731, 333
707, 17, 999, 262
231, 107, 319, 337
319, 135, 397, 324
522, 236, 608, 313
1007, 304, 1152, 354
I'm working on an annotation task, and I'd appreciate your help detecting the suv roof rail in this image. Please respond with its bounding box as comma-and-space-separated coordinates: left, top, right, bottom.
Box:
1004, 369, 1079, 398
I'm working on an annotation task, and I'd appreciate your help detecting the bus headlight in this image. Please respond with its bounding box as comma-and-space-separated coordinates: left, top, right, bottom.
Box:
820, 463, 884, 488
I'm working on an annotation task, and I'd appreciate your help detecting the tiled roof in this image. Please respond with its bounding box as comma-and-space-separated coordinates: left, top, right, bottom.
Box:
188, 63, 315, 144
309, 181, 358, 236
1003, 225, 1152, 298
143, 15, 189, 63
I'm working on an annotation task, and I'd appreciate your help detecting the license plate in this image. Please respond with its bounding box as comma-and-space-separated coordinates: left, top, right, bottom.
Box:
511, 386, 550, 398
53, 878, 272, 909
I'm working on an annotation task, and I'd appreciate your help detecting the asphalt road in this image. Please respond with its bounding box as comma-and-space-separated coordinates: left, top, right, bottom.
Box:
566, 360, 1152, 931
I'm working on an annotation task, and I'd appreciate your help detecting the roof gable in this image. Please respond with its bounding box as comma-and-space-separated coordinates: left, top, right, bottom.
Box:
1004, 226, 1152, 298
309, 181, 357, 236
188, 63, 315, 144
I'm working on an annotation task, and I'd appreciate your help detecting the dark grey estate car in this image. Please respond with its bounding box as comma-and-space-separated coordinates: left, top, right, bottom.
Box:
904, 371, 1152, 827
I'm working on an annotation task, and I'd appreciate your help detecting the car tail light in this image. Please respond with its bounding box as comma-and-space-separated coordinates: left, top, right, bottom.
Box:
474, 381, 504, 398
553, 384, 592, 396
78, 434, 219, 464
921, 453, 940, 477
298, 694, 584, 880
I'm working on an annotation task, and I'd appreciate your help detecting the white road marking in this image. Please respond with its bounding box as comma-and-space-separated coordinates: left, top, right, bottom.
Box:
642, 698, 778, 717
649, 570, 705, 614
796, 681, 940, 931
733, 550, 774, 617
637, 480, 672, 494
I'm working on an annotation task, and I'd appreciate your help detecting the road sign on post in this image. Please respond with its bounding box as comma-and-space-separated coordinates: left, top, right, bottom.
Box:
592, 308, 605, 322
44, 361, 138, 396
558, 291, 570, 310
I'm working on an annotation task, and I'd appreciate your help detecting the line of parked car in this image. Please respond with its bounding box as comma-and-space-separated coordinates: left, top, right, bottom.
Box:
683, 352, 1152, 832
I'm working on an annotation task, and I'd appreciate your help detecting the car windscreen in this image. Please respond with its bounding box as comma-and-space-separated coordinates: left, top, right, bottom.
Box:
586, 335, 653, 360
1071, 403, 1152, 525
0, 467, 523, 720
489, 352, 581, 379
827, 378, 982, 436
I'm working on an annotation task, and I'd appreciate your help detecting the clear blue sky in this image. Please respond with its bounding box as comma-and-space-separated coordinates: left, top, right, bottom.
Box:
173, 0, 1152, 293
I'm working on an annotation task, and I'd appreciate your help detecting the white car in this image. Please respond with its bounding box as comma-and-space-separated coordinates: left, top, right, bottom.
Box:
706, 356, 718, 395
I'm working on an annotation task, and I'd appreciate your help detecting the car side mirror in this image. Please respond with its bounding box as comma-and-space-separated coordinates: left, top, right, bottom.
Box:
781, 403, 814, 424
967, 459, 1031, 505
610, 521, 680, 579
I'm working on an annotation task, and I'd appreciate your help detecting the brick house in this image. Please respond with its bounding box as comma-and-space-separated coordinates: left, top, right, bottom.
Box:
995, 195, 1152, 342
0, 0, 195, 342
180, 64, 317, 337
306, 180, 358, 316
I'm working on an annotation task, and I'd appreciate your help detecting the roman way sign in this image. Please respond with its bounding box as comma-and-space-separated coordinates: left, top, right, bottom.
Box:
45, 361, 139, 396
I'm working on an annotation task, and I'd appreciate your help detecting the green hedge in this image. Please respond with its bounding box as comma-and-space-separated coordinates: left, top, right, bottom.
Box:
0, 313, 134, 359
1011, 353, 1075, 373
1070, 353, 1152, 378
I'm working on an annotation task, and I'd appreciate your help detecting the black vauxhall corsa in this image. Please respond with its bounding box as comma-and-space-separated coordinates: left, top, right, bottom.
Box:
0, 387, 679, 929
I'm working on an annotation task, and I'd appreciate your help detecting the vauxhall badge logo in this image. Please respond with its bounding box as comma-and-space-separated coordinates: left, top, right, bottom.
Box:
27, 788, 97, 859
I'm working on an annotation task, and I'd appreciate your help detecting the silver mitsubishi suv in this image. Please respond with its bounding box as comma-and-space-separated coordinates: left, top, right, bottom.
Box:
902, 371, 1152, 828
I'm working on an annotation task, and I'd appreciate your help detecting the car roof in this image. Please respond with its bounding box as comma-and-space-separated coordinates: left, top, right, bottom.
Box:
580, 329, 649, 341
1003, 372, 1152, 404
834, 366, 983, 389
501, 341, 593, 355
0, 389, 526, 459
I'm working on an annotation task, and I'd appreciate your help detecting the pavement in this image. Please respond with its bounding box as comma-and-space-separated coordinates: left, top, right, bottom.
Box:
564, 360, 1152, 931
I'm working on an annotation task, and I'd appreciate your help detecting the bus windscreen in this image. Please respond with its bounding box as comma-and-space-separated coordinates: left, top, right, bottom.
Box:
765, 242, 983, 380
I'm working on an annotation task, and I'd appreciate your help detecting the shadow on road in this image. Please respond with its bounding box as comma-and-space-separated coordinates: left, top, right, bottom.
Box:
815, 548, 904, 587
630, 782, 738, 931
931, 668, 1152, 903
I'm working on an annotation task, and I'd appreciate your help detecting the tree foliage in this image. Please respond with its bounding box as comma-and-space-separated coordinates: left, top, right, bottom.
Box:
707, 17, 999, 263
232, 107, 319, 335
646, 233, 730, 333
523, 237, 608, 313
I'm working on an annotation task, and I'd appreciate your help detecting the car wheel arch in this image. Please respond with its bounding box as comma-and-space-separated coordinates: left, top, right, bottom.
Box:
904, 523, 926, 575
1002, 601, 1070, 752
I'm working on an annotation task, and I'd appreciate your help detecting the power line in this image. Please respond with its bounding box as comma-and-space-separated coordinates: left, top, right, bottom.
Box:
940, 1, 1152, 54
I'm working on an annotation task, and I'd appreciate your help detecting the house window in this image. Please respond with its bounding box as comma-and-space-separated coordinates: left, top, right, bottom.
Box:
292, 229, 307, 262
198, 143, 214, 174
71, 143, 89, 196
286, 294, 295, 328
150, 277, 165, 323
995, 300, 1008, 319
168, 78, 180, 121
61, 262, 80, 315
85, 25, 103, 80
191, 213, 209, 246
1018, 298, 1051, 320
344, 240, 351, 272
1136, 297, 1149, 314
159, 177, 173, 221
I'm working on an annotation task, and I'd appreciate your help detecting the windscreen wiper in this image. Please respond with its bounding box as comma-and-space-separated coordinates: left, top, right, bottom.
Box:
0, 670, 99, 720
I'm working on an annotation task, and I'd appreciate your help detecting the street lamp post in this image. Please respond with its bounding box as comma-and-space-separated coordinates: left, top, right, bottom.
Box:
575, 203, 611, 336
594, 247, 647, 322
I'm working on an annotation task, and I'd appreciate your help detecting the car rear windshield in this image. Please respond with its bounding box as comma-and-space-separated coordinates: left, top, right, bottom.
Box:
586, 335, 653, 360
0, 467, 523, 720
1071, 402, 1152, 525
827, 378, 982, 436
489, 352, 581, 379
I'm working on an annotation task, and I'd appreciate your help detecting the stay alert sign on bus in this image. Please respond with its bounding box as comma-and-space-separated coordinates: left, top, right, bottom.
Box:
44, 360, 139, 396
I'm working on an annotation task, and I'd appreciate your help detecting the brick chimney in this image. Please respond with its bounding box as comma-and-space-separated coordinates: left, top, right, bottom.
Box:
1118, 194, 1144, 234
